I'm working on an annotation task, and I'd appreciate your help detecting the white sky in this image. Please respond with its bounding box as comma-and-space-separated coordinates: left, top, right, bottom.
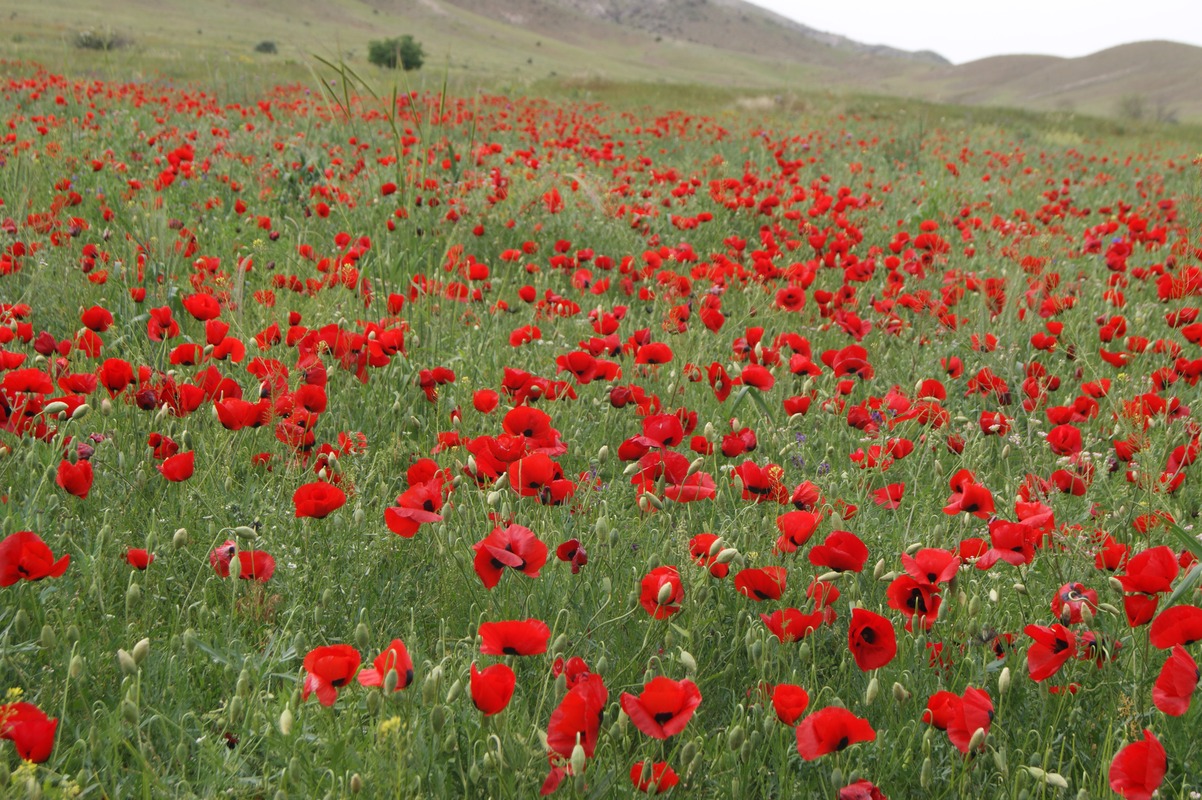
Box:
750, 0, 1202, 64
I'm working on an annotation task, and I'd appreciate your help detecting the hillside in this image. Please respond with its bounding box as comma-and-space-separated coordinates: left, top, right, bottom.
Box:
3, 0, 1201, 122
906, 41, 1202, 121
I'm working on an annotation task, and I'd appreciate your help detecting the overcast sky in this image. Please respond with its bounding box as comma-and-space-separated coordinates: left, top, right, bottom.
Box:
750, 0, 1202, 64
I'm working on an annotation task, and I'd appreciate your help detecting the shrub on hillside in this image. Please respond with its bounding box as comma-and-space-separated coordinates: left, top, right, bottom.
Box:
74, 29, 131, 51
367, 35, 424, 71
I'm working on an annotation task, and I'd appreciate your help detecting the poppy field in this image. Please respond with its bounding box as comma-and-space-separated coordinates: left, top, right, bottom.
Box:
3, 59, 1202, 798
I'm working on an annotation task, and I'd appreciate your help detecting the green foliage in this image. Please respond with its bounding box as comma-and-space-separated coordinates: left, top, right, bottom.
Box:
254, 40, 278, 55
73, 29, 131, 51
367, 35, 424, 71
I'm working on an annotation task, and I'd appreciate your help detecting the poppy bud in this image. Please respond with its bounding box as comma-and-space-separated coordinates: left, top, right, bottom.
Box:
865, 677, 879, 705
101, 398, 113, 415
383, 669, 399, 694
921, 757, 932, 789
121, 698, 139, 725
1098, 602, 1120, 615
680, 650, 697, 675
288, 756, 303, 782
992, 746, 1008, 776
133, 637, 150, 665
968, 727, 987, 752
173, 528, 189, 548
816, 571, 842, 583
69, 654, 85, 680
873, 559, 886, 580
998, 666, 1011, 697
40, 624, 56, 650
989, 589, 999, 603
715, 547, 739, 565
570, 742, 587, 777
1013, 583, 1027, 596
354, 623, 370, 651
117, 648, 138, 675
350, 774, 363, 794
366, 691, 381, 715
893, 681, 910, 704
233, 526, 257, 540
431, 704, 446, 733
228, 696, 245, 724
44, 401, 70, 418
279, 707, 293, 735
445, 678, 463, 704
125, 583, 142, 612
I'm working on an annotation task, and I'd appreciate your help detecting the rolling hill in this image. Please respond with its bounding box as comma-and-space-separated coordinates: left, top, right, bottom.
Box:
3, 0, 1200, 122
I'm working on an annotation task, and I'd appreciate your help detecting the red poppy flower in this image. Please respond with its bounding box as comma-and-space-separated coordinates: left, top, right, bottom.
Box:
182, 293, 222, 321
923, 686, 992, 753
640, 566, 683, 618
630, 761, 680, 794
125, 548, 154, 570
620, 676, 702, 739
546, 672, 608, 760
809, 531, 869, 573
473, 524, 549, 589
357, 639, 415, 690
479, 619, 550, 656
1024, 623, 1077, 681
384, 480, 445, 537
872, 482, 904, 509
0, 702, 58, 762
1153, 644, 1199, 716
839, 780, 887, 800
848, 608, 897, 671
0, 531, 70, 586
734, 566, 787, 601
1050, 582, 1098, 625
886, 575, 941, 632
473, 389, 499, 414
795, 707, 876, 760
688, 533, 729, 578
1108, 729, 1166, 800
80, 304, 114, 332
97, 357, 134, 396
208, 541, 275, 581
761, 608, 825, 642
975, 519, 1038, 570
1149, 604, 1202, 648
771, 683, 810, 725
901, 548, 960, 584
56, 458, 94, 498
293, 481, 347, 518
943, 469, 995, 519
775, 510, 822, 554
302, 644, 361, 706
556, 538, 588, 573
471, 662, 517, 716
157, 450, 195, 482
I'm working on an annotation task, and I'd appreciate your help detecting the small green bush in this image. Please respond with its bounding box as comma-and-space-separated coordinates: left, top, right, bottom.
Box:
367, 35, 424, 71
74, 29, 131, 51
254, 41, 278, 54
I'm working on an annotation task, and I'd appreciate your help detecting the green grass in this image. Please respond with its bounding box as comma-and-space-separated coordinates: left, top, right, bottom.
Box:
1, 48, 1202, 800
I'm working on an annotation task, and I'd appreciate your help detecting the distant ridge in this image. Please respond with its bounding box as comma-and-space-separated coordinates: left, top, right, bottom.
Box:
5, 0, 1202, 121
